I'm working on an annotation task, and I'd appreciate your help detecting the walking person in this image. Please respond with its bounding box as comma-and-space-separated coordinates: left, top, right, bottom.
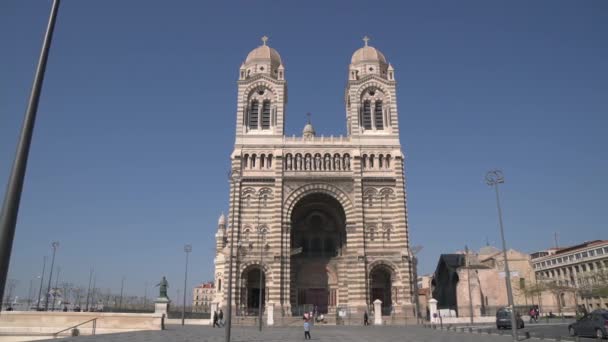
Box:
364, 310, 369, 326
212, 310, 220, 328
304, 319, 311, 340
219, 309, 224, 327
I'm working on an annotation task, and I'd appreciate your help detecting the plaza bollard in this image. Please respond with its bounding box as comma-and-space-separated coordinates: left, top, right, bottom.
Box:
524, 331, 530, 339
468, 327, 472, 333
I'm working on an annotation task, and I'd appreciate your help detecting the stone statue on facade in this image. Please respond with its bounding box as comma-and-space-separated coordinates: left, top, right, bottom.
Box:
315, 155, 321, 170
156, 276, 169, 299
344, 155, 350, 170
286, 155, 292, 170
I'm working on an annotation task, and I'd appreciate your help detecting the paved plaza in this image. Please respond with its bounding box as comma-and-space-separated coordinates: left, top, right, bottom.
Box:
45, 325, 520, 342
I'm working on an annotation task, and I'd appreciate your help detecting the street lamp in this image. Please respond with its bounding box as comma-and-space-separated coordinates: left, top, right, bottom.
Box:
225, 168, 241, 342
44, 241, 59, 311
36, 256, 47, 310
182, 244, 192, 326
486, 169, 517, 341
0, 0, 61, 312
465, 245, 474, 324
257, 227, 266, 331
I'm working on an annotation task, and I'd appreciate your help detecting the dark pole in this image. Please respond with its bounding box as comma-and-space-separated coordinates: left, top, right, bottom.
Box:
51, 266, 60, 311
119, 276, 125, 309
182, 244, 192, 326
0, 0, 61, 311
486, 170, 517, 342
258, 229, 265, 331
225, 169, 241, 342
44, 241, 59, 311
36, 256, 47, 310
85, 268, 93, 311
465, 246, 474, 324
27, 278, 34, 309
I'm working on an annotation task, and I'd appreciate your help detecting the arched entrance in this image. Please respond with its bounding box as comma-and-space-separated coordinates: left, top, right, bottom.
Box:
290, 193, 345, 314
370, 265, 392, 315
241, 266, 266, 315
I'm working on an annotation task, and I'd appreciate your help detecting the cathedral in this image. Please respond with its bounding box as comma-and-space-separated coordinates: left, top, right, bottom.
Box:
213, 37, 415, 323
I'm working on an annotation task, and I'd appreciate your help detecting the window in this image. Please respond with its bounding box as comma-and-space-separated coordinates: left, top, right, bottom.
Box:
590, 250, 595, 256
374, 100, 383, 129
597, 248, 604, 255
218, 279, 221, 292
362, 100, 372, 129
249, 100, 259, 129
582, 251, 588, 258
576, 253, 582, 259
261, 100, 271, 129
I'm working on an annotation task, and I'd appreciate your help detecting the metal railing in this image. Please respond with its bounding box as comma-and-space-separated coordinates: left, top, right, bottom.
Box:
53, 317, 97, 338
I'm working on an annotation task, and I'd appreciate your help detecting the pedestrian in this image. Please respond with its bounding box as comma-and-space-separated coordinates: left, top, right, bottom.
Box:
364, 310, 369, 326
219, 309, 224, 327
213, 310, 220, 328
304, 319, 311, 340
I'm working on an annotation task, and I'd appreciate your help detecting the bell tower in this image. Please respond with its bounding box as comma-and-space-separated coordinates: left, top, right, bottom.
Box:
345, 36, 399, 140
235, 36, 287, 144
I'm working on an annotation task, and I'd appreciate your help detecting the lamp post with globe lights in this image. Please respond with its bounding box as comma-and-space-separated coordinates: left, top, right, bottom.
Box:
225, 169, 241, 342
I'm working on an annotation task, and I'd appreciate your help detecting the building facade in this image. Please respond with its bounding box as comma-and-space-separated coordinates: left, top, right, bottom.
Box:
193, 282, 214, 312
213, 37, 415, 322
531, 240, 608, 312
431, 246, 535, 317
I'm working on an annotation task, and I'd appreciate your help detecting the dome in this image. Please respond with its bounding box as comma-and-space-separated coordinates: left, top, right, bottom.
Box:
303, 123, 315, 135
218, 213, 226, 225
245, 36, 282, 66
351, 36, 387, 65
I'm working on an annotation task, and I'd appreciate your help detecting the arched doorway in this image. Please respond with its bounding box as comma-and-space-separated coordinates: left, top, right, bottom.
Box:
241, 266, 266, 315
370, 265, 392, 315
291, 193, 346, 315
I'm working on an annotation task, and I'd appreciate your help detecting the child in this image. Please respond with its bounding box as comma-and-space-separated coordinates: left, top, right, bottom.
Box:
304, 319, 311, 340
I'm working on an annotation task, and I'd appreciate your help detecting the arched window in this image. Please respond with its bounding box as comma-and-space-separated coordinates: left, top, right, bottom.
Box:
369, 154, 375, 169
267, 154, 272, 168
362, 154, 367, 169
251, 154, 257, 168
248, 100, 259, 129
243, 154, 249, 169
374, 100, 384, 130
362, 100, 372, 130
379, 154, 384, 169
385, 154, 391, 168
218, 279, 222, 292
260, 154, 266, 168
261, 100, 271, 129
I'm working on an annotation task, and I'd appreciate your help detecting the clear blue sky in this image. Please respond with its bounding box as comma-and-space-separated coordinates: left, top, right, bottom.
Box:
1, 1, 607, 301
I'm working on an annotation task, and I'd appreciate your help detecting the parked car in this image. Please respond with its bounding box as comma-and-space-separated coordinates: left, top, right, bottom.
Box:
496, 308, 524, 329
568, 309, 608, 339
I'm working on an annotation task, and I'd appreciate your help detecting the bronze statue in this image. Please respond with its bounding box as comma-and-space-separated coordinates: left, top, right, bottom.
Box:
156, 276, 169, 299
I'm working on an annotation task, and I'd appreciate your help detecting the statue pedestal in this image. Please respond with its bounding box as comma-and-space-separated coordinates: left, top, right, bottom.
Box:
154, 297, 171, 316
373, 299, 382, 325
266, 301, 274, 326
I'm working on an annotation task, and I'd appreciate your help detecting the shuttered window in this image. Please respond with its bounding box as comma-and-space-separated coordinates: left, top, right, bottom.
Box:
261, 100, 271, 129
249, 100, 259, 129
374, 100, 383, 129
362, 100, 372, 130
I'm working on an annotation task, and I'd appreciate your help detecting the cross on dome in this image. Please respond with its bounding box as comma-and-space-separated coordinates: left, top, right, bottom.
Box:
306, 112, 311, 124
261, 36, 269, 46
363, 36, 370, 46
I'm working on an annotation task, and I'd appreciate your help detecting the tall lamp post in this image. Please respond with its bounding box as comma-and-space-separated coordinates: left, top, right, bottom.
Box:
225, 169, 241, 342
36, 256, 47, 310
465, 245, 474, 324
44, 241, 59, 311
0, 0, 61, 311
182, 244, 192, 326
486, 170, 517, 341
257, 228, 266, 331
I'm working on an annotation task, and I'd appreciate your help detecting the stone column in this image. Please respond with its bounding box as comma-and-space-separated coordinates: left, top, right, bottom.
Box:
373, 299, 382, 325
428, 298, 438, 324
267, 301, 274, 326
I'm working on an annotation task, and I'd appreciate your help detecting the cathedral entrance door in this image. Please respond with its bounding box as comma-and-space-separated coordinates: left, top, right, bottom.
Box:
290, 192, 346, 316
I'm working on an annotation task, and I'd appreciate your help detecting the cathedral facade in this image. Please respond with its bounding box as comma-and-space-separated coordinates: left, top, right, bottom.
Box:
213, 37, 415, 323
